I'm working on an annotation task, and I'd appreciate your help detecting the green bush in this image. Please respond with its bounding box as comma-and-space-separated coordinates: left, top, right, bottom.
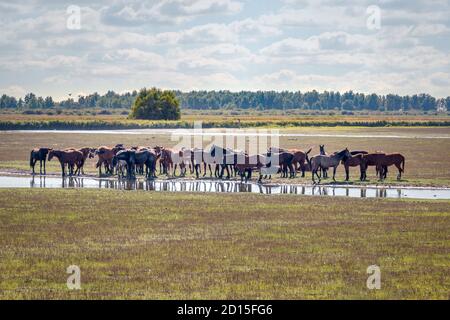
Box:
129, 88, 180, 120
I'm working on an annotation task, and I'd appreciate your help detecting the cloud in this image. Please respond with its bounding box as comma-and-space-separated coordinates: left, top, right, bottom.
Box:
0, 85, 27, 97
0, 0, 448, 98
101, 0, 243, 25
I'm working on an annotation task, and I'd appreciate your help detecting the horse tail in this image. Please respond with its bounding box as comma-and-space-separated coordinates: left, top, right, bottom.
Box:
29, 151, 34, 168
401, 157, 405, 173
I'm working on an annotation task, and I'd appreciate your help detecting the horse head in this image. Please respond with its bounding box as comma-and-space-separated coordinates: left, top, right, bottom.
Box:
47, 150, 56, 161
319, 145, 326, 155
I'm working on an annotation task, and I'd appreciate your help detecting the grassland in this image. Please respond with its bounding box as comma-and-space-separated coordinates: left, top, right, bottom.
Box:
0, 189, 448, 299
1, 127, 450, 187
1, 111, 450, 129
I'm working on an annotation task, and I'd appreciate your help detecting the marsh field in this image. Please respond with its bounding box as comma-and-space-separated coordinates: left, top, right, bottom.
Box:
0, 121, 449, 299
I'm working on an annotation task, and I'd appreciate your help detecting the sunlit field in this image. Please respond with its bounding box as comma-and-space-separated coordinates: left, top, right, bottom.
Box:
0, 189, 448, 299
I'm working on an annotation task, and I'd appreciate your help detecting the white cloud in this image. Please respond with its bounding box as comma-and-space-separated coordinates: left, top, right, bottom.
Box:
0, 0, 448, 98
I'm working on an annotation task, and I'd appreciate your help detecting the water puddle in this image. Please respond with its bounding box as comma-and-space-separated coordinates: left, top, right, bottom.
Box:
0, 175, 449, 200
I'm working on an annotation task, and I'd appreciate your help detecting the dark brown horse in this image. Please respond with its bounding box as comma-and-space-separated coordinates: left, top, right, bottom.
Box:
266, 151, 295, 178
235, 154, 268, 182
268, 147, 312, 177
374, 153, 405, 180
360, 152, 387, 180
342, 153, 365, 181
66, 147, 95, 175
48, 150, 83, 176
30, 148, 52, 175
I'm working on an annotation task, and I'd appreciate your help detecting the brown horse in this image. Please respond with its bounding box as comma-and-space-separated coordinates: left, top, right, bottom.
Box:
159, 148, 188, 177
48, 150, 84, 176
266, 151, 295, 178
235, 154, 268, 182
269, 147, 312, 177
374, 153, 405, 180
65, 147, 95, 175
30, 148, 52, 175
342, 153, 365, 181
95, 145, 124, 175
360, 152, 387, 180
153, 146, 165, 174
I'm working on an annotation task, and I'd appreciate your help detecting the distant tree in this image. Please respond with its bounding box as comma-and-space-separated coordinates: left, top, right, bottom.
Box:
24, 93, 38, 108
342, 99, 354, 110
44, 96, 54, 108
129, 88, 180, 120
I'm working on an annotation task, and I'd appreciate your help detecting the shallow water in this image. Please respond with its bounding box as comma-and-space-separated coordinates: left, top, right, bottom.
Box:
3, 128, 450, 139
0, 175, 449, 200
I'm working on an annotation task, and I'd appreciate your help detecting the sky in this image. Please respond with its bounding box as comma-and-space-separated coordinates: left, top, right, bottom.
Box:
0, 0, 449, 101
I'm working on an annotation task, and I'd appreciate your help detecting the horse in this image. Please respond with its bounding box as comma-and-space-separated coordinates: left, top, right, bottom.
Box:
159, 148, 188, 177
209, 145, 240, 179
265, 151, 295, 178
311, 148, 351, 183
235, 154, 268, 182
134, 149, 158, 179
319, 145, 329, 178
268, 147, 312, 177
95, 145, 124, 175
368, 153, 405, 180
360, 152, 388, 181
48, 149, 84, 176
65, 147, 95, 175
188, 148, 212, 178
112, 150, 135, 178
342, 153, 365, 181
30, 148, 52, 175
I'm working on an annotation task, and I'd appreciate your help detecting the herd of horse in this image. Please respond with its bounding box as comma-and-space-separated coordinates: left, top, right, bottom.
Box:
29, 144, 405, 183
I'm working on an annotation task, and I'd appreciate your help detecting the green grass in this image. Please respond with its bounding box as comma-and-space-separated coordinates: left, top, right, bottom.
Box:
0, 189, 449, 299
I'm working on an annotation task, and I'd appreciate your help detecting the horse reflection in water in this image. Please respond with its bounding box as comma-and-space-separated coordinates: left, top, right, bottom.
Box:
30, 175, 47, 188
24, 175, 420, 200
61, 176, 84, 188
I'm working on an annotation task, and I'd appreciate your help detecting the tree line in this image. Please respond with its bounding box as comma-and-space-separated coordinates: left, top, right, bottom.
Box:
1, 90, 449, 112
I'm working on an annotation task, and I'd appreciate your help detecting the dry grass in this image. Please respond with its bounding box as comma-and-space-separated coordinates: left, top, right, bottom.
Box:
0, 189, 448, 299
2, 111, 450, 123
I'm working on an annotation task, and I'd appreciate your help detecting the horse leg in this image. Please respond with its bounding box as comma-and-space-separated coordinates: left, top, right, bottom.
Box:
289, 163, 294, 178
345, 165, 349, 181
395, 163, 402, 180
39, 160, 43, 175
60, 162, 65, 177
332, 166, 337, 181
31, 158, 36, 175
